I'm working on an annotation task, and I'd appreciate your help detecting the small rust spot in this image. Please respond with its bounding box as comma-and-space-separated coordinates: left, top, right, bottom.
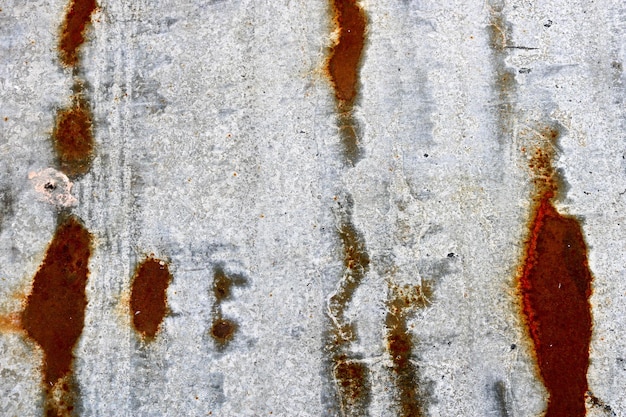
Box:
210, 318, 237, 346
58, 0, 98, 68
213, 266, 247, 303
518, 125, 593, 417
21, 215, 92, 417
326, 0, 368, 164
52, 93, 95, 178
130, 257, 172, 340
385, 282, 432, 417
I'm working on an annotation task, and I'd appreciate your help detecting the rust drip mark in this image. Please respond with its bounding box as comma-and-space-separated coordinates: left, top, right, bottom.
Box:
52, 91, 95, 179
58, 0, 98, 68
518, 126, 593, 417
20, 215, 92, 417
385, 283, 432, 417
210, 266, 247, 350
326, 0, 367, 164
326, 211, 371, 415
130, 257, 172, 340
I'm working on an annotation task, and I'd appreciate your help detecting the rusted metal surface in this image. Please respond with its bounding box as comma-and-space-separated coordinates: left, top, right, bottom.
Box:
1, 0, 625, 416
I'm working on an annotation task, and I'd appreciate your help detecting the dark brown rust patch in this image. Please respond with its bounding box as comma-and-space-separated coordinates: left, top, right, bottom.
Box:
210, 318, 237, 346
209, 267, 247, 350
21, 215, 92, 417
518, 126, 593, 417
385, 283, 432, 417
325, 210, 371, 415
130, 257, 172, 340
327, 0, 366, 105
334, 357, 368, 406
326, 0, 367, 164
52, 94, 95, 178
58, 0, 98, 68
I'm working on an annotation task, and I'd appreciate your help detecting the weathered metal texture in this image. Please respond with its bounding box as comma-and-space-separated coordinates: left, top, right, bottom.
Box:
0, 0, 625, 416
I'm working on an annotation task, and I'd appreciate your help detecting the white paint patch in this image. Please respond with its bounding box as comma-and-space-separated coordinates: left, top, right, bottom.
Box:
28, 168, 78, 208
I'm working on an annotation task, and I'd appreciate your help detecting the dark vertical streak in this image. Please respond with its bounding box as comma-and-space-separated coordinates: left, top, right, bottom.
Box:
21, 215, 92, 417
130, 257, 172, 340
58, 0, 98, 68
385, 283, 431, 417
486, 1, 517, 148
326, 0, 367, 164
13, 0, 100, 415
0, 185, 15, 232
491, 380, 511, 417
519, 127, 593, 417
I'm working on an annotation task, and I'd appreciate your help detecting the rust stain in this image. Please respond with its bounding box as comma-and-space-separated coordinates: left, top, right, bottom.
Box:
327, 0, 366, 104
52, 92, 95, 179
333, 357, 368, 409
213, 266, 247, 303
210, 266, 247, 350
326, 0, 367, 164
210, 318, 237, 346
58, 0, 98, 68
130, 257, 172, 340
518, 126, 593, 417
20, 215, 92, 417
0, 312, 23, 333
385, 283, 432, 417
325, 211, 371, 415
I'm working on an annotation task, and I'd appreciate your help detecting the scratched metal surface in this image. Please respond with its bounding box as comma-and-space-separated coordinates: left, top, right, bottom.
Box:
0, 0, 625, 416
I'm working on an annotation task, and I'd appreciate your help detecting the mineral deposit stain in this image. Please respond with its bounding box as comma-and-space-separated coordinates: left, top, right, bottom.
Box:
326, 0, 367, 164
325, 208, 371, 415
130, 257, 172, 340
519, 126, 593, 417
21, 215, 92, 417
385, 283, 432, 417
52, 95, 95, 178
58, 0, 98, 67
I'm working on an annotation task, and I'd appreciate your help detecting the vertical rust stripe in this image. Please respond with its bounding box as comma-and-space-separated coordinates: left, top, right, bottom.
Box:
21, 215, 92, 416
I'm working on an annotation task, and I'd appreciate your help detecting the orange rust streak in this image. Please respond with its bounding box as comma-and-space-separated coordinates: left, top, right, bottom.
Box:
58, 0, 97, 68
21, 215, 92, 387
0, 312, 23, 333
52, 97, 95, 178
520, 196, 592, 417
327, 0, 366, 106
386, 285, 431, 417
130, 258, 172, 340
